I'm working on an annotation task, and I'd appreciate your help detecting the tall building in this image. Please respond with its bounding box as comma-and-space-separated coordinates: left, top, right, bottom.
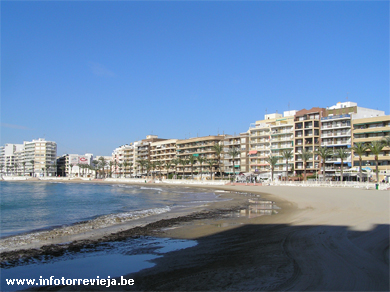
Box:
23, 138, 57, 177
294, 107, 326, 179
352, 115, 390, 181
321, 102, 386, 180
0, 143, 24, 175
150, 139, 178, 177
269, 110, 297, 179
223, 133, 249, 176
249, 113, 281, 177
176, 135, 225, 177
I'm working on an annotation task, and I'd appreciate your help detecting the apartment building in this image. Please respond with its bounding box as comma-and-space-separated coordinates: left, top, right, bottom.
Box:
223, 133, 249, 175
294, 108, 326, 178
23, 138, 57, 177
176, 135, 225, 177
352, 115, 390, 181
269, 111, 297, 178
0, 143, 24, 175
248, 113, 280, 176
321, 102, 386, 179
150, 139, 178, 177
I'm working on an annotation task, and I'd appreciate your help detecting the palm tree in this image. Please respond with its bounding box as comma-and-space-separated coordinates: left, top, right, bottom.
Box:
129, 162, 133, 177
228, 147, 240, 181
180, 158, 189, 178
334, 148, 350, 182
98, 157, 107, 178
164, 161, 173, 179
315, 147, 333, 181
92, 159, 99, 178
155, 160, 163, 179
188, 155, 197, 179
122, 161, 128, 178
109, 161, 114, 178
300, 148, 312, 181
381, 136, 390, 148
118, 163, 123, 178
171, 158, 179, 179
212, 143, 224, 179
207, 159, 215, 180
266, 155, 278, 181
69, 164, 74, 177
45, 164, 51, 177
137, 159, 147, 178
281, 149, 293, 180
351, 142, 368, 182
30, 160, 35, 177
197, 156, 206, 179
367, 141, 384, 182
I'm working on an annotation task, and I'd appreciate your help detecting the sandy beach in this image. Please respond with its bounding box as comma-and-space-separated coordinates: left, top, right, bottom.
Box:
1, 179, 389, 291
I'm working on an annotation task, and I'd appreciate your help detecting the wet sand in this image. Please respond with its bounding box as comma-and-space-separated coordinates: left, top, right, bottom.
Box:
2, 180, 389, 291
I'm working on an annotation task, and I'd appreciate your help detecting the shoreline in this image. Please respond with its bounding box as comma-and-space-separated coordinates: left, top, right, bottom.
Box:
1, 180, 389, 291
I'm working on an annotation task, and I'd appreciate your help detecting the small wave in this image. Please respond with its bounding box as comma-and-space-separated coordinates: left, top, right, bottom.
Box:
140, 187, 163, 192
0, 207, 170, 252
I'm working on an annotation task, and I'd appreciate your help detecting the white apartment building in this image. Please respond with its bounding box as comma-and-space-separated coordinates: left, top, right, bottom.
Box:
0, 143, 24, 175
23, 138, 57, 177
321, 102, 385, 179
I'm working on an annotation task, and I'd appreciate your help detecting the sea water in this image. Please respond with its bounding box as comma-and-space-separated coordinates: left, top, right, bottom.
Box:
0, 181, 225, 291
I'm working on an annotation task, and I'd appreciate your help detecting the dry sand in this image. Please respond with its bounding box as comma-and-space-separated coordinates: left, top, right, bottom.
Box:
3, 180, 389, 291
121, 184, 389, 291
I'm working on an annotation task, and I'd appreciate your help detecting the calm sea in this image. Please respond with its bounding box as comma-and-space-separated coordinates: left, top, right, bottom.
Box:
0, 181, 227, 291
0, 181, 226, 239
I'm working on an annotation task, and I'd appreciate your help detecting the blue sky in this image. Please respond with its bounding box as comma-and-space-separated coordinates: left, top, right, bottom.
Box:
2, 1, 389, 156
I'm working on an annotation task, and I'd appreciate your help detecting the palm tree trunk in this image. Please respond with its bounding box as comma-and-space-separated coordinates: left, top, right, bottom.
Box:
375, 156, 379, 182
340, 159, 344, 182
359, 157, 363, 182
304, 163, 307, 181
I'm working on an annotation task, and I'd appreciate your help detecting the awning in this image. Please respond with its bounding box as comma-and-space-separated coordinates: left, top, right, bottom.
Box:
193, 154, 199, 157
249, 150, 258, 154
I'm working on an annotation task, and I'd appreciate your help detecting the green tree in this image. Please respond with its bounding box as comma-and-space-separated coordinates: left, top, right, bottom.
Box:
300, 148, 312, 181
109, 161, 114, 178
315, 147, 333, 181
45, 164, 51, 177
367, 141, 384, 182
212, 143, 224, 178
180, 158, 189, 178
164, 161, 173, 179
92, 160, 99, 179
155, 160, 163, 179
228, 147, 240, 181
351, 142, 368, 182
123, 161, 129, 178
281, 149, 293, 180
188, 155, 197, 179
98, 157, 107, 178
381, 136, 390, 147
266, 155, 278, 181
60, 165, 66, 177
137, 159, 147, 178
207, 159, 215, 180
334, 148, 350, 182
